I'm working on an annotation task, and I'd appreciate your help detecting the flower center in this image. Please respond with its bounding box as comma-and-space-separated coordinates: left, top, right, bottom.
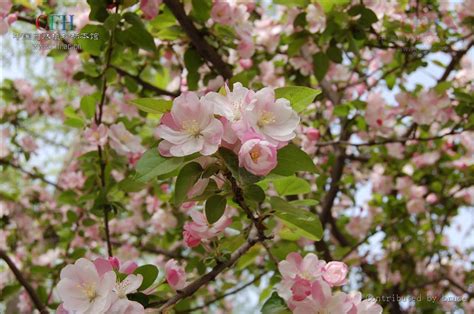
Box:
79, 282, 97, 301
258, 111, 275, 127
182, 120, 201, 137
250, 147, 261, 162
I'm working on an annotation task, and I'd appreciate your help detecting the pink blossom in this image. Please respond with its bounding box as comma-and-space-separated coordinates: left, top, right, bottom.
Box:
306, 4, 326, 33
239, 58, 253, 69
365, 93, 394, 133
278, 252, 326, 282
322, 261, 348, 287
238, 133, 277, 176
202, 82, 255, 141
140, 0, 161, 20
305, 128, 320, 141
407, 198, 425, 214
165, 259, 186, 290
84, 124, 108, 147
156, 92, 223, 157
19, 135, 38, 153
57, 258, 116, 313
410, 90, 449, 125
211, 1, 233, 25
412, 151, 440, 168
109, 122, 144, 157
14, 79, 34, 100
426, 193, 438, 204
243, 87, 299, 146
151, 209, 177, 235
182, 209, 232, 248
237, 36, 255, 59
60, 171, 86, 190
108, 274, 144, 314
290, 277, 312, 301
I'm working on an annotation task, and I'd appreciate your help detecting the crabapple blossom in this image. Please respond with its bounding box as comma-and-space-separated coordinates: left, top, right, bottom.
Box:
84, 124, 108, 147
238, 132, 278, 176
243, 87, 299, 146
56, 258, 116, 313
322, 261, 348, 287
140, 0, 161, 20
156, 92, 224, 157
109, 122, 145, 157
183, 209, 232, 248
165, 259, 186, 290
210, 1, 233, 25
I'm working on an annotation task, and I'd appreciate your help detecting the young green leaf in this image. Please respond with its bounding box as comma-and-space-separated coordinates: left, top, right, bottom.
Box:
174, 162, 203, 207
275, 86, 321, 113
270, 197, 323, 241
133, 265, 159, 291
205, 195, 227, 224
271, 143, 316, 176
273, 176, 311, 196
135, 149, 184, 182
130, 98, 172, 114
313, 52, 330, 81
261, 292, 291, 314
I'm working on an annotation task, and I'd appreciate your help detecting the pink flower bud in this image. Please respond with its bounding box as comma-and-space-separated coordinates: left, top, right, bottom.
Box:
305, 128, 320, 141
165, 259, 186, 290
322, 261, 348, 286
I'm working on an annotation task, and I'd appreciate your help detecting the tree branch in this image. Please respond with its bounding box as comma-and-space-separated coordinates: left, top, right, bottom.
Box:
0, 250, 48, 314
181, 272, 266, 313
163, 0, 233, 80
437, 40, 474, 83
156, 237, 259, 312
0, 160, 63, 190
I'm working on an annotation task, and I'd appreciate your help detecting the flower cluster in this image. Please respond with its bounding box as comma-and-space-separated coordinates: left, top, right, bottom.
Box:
277, 253, 382, 314
156, 83, 299, 176
56, 257, 144, 314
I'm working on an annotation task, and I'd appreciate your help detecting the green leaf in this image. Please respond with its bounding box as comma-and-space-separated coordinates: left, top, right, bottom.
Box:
359, 8, 378, 27
133, 265, 159, 291
184, 48, 204, 90
87, 0, 108, 22
174, 162, 203, 207
327, 45, 343, 63
130, 98, 172, 114
229, 70, 257, 87
77, 24, 109, 56
243, 184, 266, 203
64, 106, 85, 128
261, 292, 291, 314
274, 176, 311, 196
273, 0, 309, 7
80, 95, 97, 119
126, 25, 156, 52
271, 143, 316, 176
270, 197, 323, 241
313, 52, 330, 81
135, 149, 184, 182
205, 195, 227, 224
191, 0, 211, 22
333, 104, 351, 117
274, 86, 321, 113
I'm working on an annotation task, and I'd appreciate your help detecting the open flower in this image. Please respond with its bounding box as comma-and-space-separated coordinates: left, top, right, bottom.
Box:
238, 132, 277, 176
84, 124, 108, 147
108, 274, 144, 314
57, 258, 116, 314
243, 87, 299, 147
183, 209, 232, 248
165, 259, 186, 290
109, 122, 144, 157
140, 0, 161, 20
156, 92, 224, 157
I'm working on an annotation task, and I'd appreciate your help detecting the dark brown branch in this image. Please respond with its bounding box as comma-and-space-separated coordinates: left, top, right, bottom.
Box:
0, 250, 48, 314
156, 237, 259, 312
438, 40, 474, 83
163, 0, 233, 80
315, 128, 467, 148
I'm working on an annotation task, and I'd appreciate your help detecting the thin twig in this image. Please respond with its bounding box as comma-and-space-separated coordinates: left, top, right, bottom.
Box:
0, 250, 49, 314
181, 272, 266, 313
155, 237, 259, 312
